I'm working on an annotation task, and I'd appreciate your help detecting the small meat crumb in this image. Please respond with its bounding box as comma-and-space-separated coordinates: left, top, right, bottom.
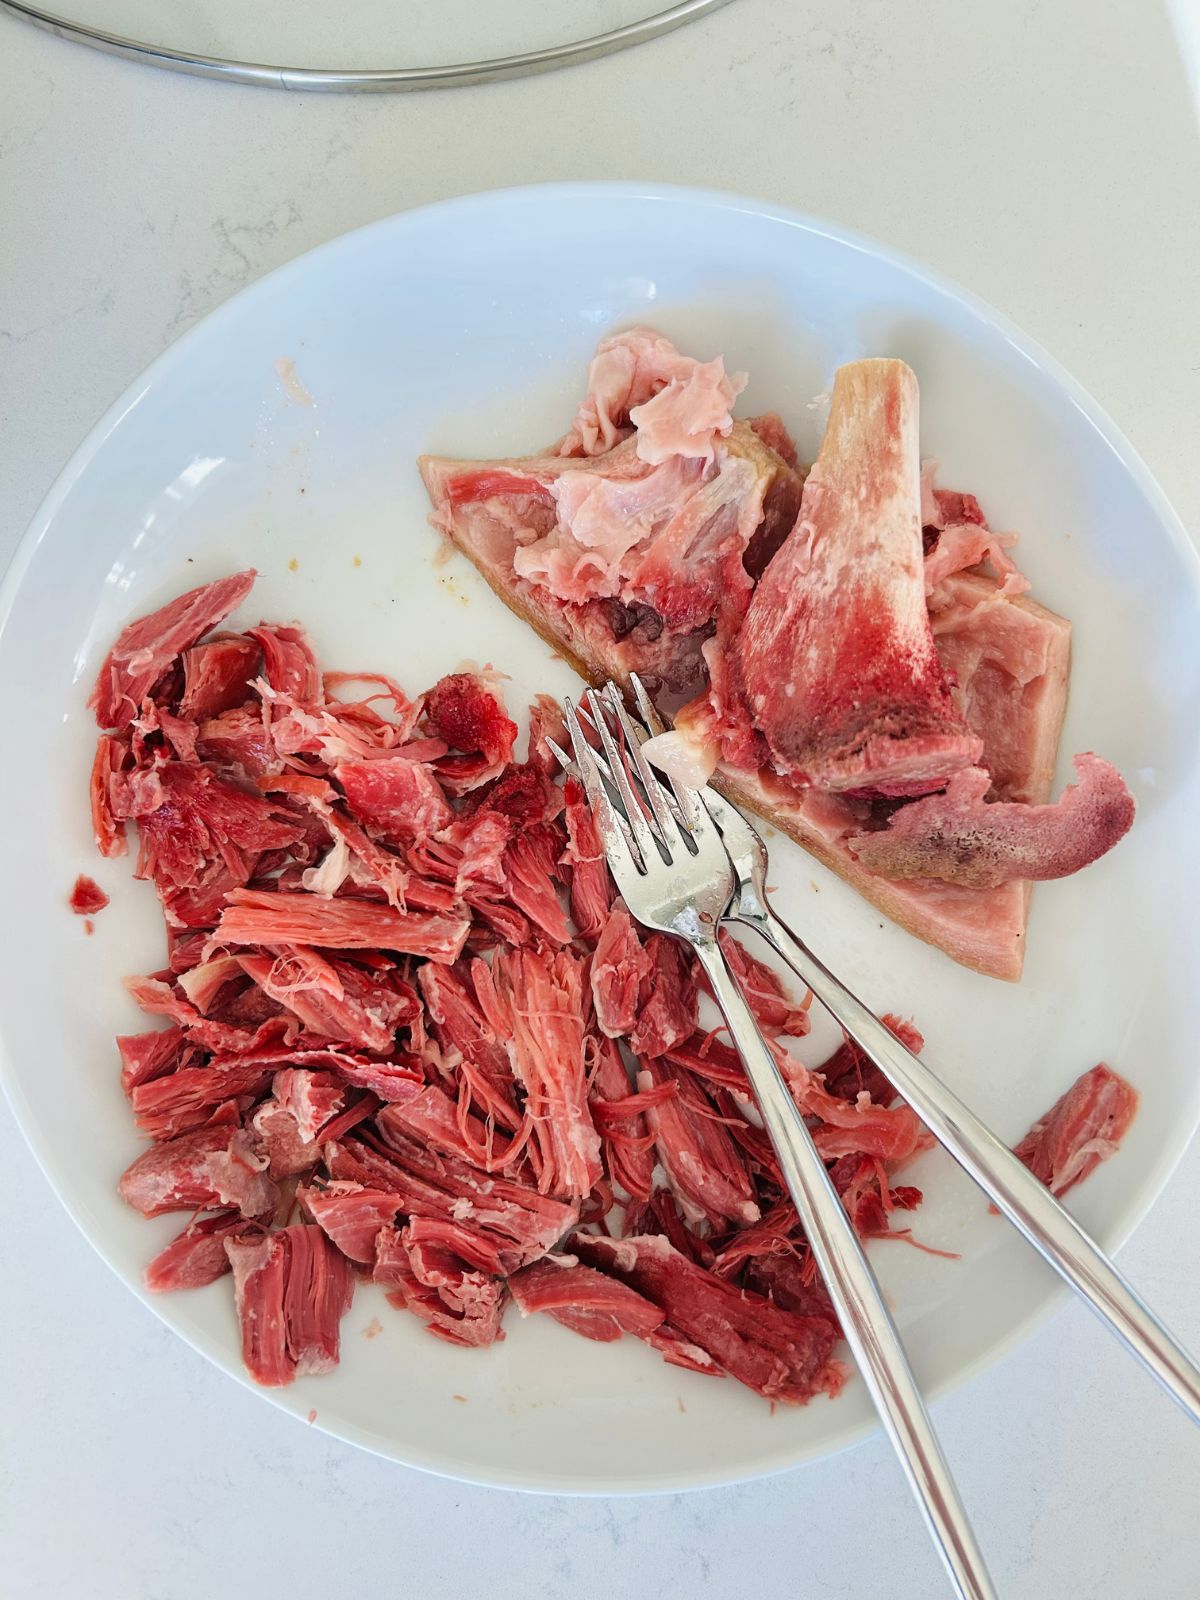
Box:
361, 1318, 383, 1340
69, 874, 109, 916
84, 919, 95, 936
452, 1393, 468, 1403
306, 1408, 318, 1424
275, 356, 315, 407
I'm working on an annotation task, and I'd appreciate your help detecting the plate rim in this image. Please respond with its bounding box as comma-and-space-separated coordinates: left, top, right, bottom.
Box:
2, 180, 1197, 1495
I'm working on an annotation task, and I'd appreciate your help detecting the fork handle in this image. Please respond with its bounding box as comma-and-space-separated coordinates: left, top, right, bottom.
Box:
692, 939, 996, 1600
739, 904, 1200, 1427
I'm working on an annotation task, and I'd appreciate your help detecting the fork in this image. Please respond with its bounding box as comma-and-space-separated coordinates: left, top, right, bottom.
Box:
559, 688, 997, 1600
623, 675, 1200, 1432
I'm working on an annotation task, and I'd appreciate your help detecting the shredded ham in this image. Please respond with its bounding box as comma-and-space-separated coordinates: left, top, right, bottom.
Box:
69, 874, 109, 916
95, 570, 1138, 1401
226, 1226, 355, 1385
89, 570, 256, 730
1013, 1064, 1138, 1197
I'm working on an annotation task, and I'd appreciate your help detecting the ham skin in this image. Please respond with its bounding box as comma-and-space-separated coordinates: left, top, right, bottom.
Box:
709, 762, 1037, 981
849, 753, 1135, 888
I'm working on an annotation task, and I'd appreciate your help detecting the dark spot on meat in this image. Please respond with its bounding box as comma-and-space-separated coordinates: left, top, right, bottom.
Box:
744, 471, 804, 581
600, 599, 664, 643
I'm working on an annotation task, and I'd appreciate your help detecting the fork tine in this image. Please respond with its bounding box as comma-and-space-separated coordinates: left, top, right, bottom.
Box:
621, 677, 708, 837
545, 735, 576, 776
552, 721, 665, 864
576, 698, 665, 806
629, 672, 667, 738
563, 699, 643, 876
585, 688, 664, 866
600, 683, 687, 852
601, 679, 689, 832
624, 668, 710, 832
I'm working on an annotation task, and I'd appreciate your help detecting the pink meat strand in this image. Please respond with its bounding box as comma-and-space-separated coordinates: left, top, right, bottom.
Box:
1013, 1064, 1138, 1197
509, 1254, 666, 1342
118, 1125, 278, 1219
472, 945, 601, 1198
335, 755, 454, 846
226, 1225, 355, 1386
573, 1232, 844, 1405
300, 1181, 401, 1264
216, 887, 470, 962
179, 636, 262, 720
144, 1211, 259, 1293
90, 569, 256, 731
639, 1057, 760, 1227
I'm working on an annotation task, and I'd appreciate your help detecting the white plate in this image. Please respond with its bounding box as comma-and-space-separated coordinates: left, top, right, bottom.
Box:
1, 184, 1197, 1495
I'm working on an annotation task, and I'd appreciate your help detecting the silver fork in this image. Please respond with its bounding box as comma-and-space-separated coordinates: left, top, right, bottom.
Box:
624, 676, 1200, 1431
559, 688, 997, 1600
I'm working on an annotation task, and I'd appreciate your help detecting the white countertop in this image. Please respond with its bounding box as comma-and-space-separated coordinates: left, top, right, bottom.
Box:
3, 3, 1200, 1595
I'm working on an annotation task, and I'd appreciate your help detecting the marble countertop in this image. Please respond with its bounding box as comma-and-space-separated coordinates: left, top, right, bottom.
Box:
2, 3, 1199, 1595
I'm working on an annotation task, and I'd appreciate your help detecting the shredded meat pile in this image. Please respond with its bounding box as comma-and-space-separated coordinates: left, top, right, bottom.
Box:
89, 572, 1136, 1399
